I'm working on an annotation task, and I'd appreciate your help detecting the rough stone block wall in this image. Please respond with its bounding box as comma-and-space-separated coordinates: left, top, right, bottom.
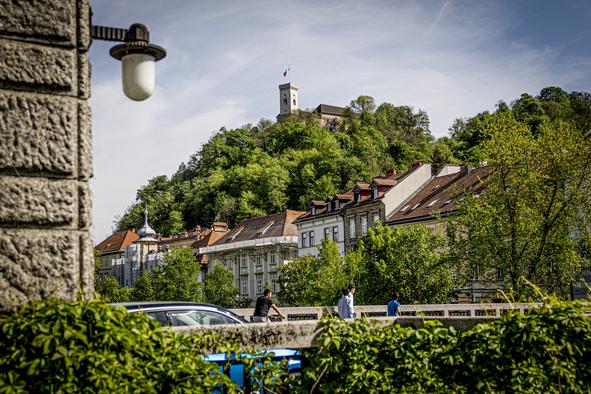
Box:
0, 0, 93, 309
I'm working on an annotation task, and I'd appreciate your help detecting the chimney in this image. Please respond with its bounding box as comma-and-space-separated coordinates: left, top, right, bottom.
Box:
411, 160, 423, 169
386, 167, 397, 177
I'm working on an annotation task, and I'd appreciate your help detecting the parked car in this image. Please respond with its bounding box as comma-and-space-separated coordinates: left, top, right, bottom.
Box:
112, 301, 249, 326
111, 301, 301, 391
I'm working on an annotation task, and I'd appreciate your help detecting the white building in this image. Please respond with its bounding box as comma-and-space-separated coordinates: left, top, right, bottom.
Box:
295, 162, 434, 256
199, 210, 305, 298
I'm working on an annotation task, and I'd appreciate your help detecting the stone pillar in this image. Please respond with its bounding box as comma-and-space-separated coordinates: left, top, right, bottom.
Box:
0, 0, 93, 309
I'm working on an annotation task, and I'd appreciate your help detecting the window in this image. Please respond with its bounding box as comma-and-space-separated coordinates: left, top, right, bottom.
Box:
301, 232, 308, 248
427, 199, 438, 208
361, 216, 368, 236
270, 272, 278, 292
324, 228, 331, 240
371, 187, 378, 199
373, 211, 380, 225
256, 274, 264, 294
310, 206, 316, 215
167, 310, 238, 326
240, 254, 247, 268
309, 231, 315, 246
410, 202, 421, 210
270, 252, 277, 265
354, 191, 360, 203
332, 226, 339, 242
334, 200, 340, 210
293, 98, 296, 105
255, 253, 263, 268
496, 269, 504, 281
146, 311, 169, 326
241, 277, 248, 295
349, 217, 356, 238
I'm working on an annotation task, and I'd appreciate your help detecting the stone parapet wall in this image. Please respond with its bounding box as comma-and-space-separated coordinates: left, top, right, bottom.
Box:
173, 316, 497, 351
0, 0, 93, 309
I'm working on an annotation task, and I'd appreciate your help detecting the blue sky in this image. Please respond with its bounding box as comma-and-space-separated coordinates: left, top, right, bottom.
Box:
89, 0, 591, 243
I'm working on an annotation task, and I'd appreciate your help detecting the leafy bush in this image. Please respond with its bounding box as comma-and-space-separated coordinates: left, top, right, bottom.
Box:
0, 298, 252, 393
294, 300, 591, 393
4, 297, 590, 393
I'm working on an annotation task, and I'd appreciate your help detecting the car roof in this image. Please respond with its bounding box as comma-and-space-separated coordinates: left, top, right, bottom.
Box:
112, 301, 224, 309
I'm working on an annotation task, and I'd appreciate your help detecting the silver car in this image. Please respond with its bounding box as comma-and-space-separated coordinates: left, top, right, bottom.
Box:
112, 302, 249, 327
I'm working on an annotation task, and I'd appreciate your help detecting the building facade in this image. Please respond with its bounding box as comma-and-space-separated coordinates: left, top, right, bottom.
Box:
294, 200, 347, 257
342, 162, 432, 250
95, 206, 228, 286
94, 230, 139, 278
199, 210, 305, 298
295, 162, 433, 256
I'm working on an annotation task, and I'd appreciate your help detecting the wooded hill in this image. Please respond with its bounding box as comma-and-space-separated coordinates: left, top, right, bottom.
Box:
115, 87, 591, 235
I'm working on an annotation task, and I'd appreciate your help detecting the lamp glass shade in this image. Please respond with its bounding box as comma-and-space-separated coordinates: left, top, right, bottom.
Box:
121, 53, 155, 101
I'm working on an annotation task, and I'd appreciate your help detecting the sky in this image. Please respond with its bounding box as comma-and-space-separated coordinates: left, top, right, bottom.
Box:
89, 0, 591, 243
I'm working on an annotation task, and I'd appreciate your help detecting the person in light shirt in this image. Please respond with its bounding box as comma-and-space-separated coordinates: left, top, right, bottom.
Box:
337, 285, 356, 319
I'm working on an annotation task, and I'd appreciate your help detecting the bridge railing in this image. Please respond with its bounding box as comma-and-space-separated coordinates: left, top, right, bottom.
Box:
229, 302, 544, 322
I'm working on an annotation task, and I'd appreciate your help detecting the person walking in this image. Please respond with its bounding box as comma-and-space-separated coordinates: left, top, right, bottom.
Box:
253, 289, 286, 323
347, 285, 356, 318
337, 285, 356, 319
387, 291, 401, 317
337, 287, 351, 318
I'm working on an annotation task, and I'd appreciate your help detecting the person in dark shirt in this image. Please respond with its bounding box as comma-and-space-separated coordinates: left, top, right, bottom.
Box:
253, 289, 286, 323
387, 291, 401, 317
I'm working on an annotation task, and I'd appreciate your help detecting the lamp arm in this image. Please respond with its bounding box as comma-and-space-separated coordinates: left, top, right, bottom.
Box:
91, 25, 128, 42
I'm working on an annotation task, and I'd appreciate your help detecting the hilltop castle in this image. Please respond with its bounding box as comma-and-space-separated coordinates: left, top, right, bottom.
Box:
276, 82, 346, 131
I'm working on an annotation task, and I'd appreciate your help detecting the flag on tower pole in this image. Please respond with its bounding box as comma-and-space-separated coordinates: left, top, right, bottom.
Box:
283, 64, 291, 77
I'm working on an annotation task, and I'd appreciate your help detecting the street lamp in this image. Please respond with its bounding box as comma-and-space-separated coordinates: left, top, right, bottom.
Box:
91, 23, 166, 101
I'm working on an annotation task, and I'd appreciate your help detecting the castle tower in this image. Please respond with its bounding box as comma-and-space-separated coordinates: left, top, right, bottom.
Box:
277, 83, 299, 122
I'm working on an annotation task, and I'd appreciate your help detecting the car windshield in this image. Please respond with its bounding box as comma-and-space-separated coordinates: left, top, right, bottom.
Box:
167, 310, 239, 326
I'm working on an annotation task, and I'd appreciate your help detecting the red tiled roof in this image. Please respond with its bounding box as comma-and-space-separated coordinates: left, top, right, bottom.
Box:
386, 167, 489, 224
95, 230, 139, 254
371, 178, 397, 186
215, 210, 306, 245
353, 182, 371, 191
191, 228, 227, 250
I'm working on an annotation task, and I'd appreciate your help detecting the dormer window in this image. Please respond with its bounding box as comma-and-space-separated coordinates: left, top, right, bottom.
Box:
334, 200, 340, 210
354, 191, 360, 203
326, 202, 332, 212
311, 206, 316, 215
371, 187, 378, 200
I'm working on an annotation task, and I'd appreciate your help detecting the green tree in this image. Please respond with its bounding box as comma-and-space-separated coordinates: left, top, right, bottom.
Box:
203, 264, 239, 307
447, 115, 591, 298
355, 223, 452, 305
151, 248, 203, 301
278, 239, 358, 306
96, 275, 131, 302
130, 271, 156, 301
